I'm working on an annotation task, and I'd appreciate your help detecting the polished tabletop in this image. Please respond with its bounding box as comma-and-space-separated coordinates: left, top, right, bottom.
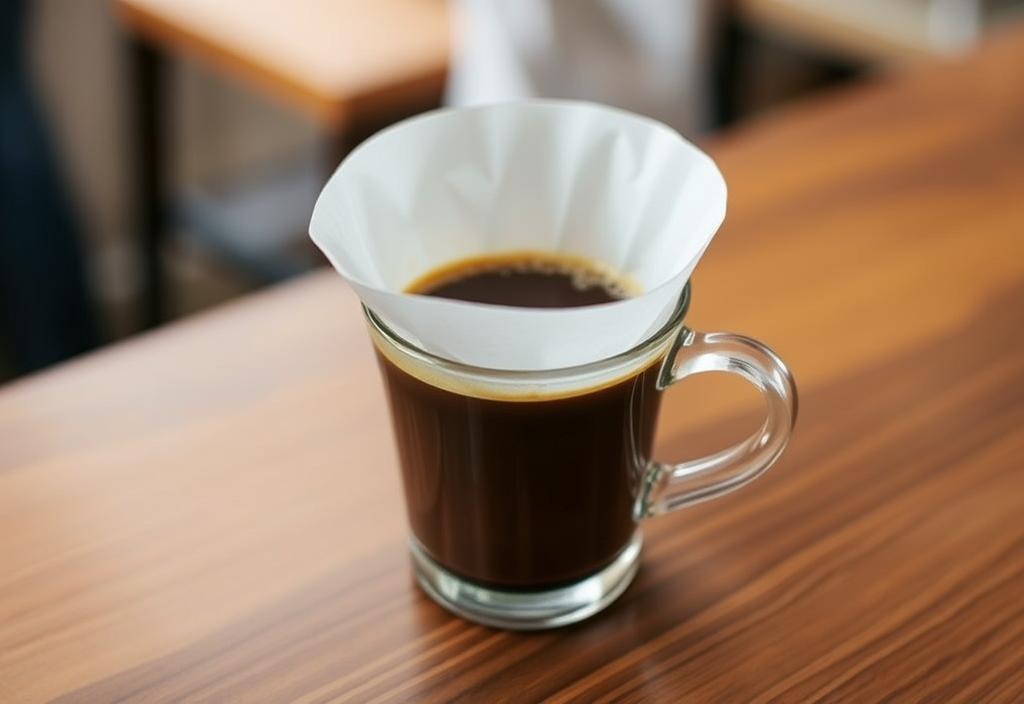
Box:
2, 29, 1023, 703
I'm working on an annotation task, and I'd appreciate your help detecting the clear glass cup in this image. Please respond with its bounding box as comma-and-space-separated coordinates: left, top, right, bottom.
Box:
366, 284, 797, 629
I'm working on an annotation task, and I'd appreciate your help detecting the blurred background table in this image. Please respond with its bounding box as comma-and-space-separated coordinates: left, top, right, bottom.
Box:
1, 25, 1023, 704
115, 0, 450, 327
737, 0, 1022, 62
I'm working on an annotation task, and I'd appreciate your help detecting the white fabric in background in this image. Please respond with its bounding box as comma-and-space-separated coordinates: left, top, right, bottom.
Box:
446, 0, 715, 136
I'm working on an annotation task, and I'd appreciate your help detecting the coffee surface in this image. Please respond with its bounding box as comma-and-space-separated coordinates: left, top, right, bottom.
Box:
406, 252, 634, 307
379, 251, 660, 589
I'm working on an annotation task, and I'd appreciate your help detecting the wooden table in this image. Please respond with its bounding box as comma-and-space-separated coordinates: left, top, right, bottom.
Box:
3, 29, 1023, 704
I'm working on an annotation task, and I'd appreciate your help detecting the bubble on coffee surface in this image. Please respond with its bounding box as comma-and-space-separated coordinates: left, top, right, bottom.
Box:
503, 256, 629, 297
568, 266, 632, 299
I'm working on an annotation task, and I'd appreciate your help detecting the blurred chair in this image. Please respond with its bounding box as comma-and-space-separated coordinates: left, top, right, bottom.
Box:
1, 0, 99, 375
115, 0, 450, 327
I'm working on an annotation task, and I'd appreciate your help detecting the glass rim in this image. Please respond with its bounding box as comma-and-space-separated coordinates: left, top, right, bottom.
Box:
363, 282, 691, 382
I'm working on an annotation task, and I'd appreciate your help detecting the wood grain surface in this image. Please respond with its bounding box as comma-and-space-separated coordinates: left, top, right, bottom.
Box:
2, 28, 1024, 704
115, 0, 450, 128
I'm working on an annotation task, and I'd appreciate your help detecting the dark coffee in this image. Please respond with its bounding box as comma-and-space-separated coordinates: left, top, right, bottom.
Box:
375, 253, 663, 589
405, 252, 636, 308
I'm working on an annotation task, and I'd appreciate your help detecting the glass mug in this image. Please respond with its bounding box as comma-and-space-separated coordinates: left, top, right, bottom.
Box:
367, 284, 796, 629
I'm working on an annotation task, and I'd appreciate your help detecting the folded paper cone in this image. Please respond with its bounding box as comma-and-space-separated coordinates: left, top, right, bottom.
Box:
309, 100, 726, 370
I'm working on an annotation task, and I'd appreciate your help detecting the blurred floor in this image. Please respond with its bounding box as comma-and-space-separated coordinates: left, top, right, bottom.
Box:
98, 236, 252, 339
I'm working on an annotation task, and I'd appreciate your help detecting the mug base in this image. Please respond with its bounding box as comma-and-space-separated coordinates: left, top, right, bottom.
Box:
409, 531, 642, 630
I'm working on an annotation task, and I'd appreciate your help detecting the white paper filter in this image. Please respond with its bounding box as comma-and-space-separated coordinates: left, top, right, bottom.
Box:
309, 100, 726, 370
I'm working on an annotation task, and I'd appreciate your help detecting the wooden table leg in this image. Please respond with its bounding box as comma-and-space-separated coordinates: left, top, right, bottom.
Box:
129, 37, 167, 329
712, 5, 745, 128
321, 129, 351, 182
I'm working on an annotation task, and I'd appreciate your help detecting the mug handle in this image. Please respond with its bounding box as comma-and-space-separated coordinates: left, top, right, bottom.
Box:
635, 327, 798, 518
